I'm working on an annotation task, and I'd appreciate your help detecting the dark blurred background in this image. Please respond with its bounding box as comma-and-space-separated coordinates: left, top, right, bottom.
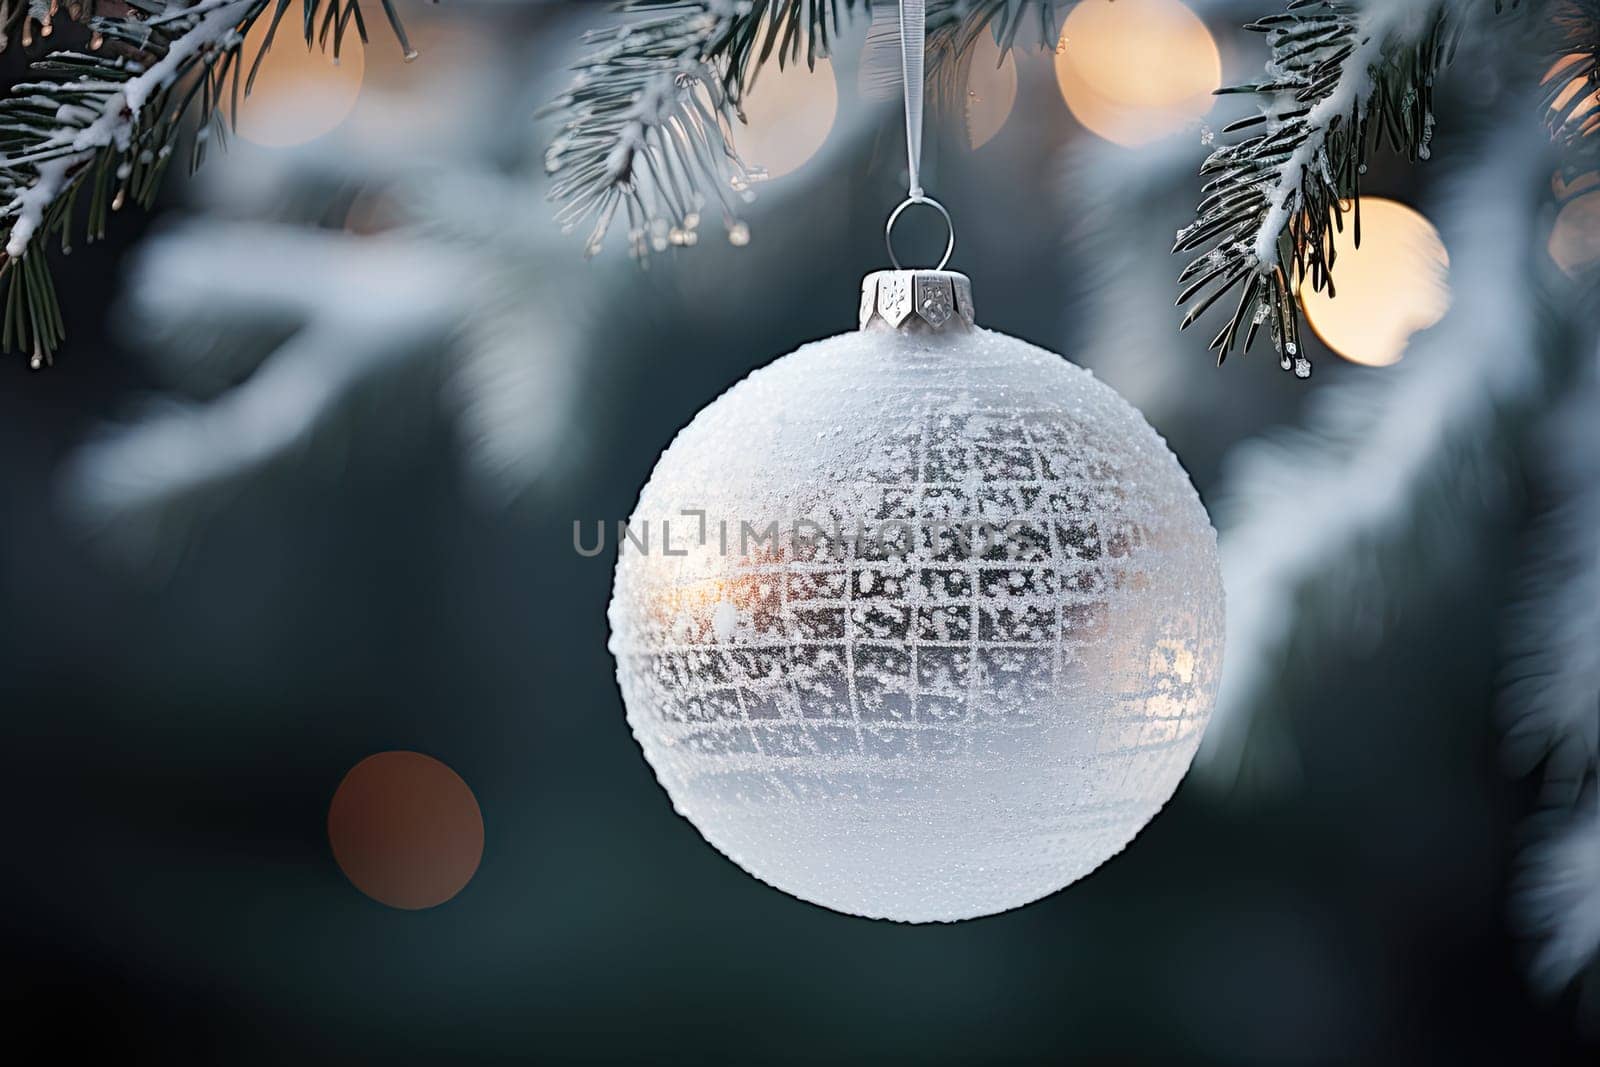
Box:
2, 1, 1596, 1062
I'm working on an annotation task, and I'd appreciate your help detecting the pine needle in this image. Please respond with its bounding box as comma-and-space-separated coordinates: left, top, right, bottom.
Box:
0, 0, 414, 366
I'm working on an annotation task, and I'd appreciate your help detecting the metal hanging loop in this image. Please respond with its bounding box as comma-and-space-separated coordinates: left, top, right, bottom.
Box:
885, 195, 955, 271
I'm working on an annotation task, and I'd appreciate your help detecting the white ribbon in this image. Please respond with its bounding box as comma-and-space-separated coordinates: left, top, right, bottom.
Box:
899, 0, 926, 200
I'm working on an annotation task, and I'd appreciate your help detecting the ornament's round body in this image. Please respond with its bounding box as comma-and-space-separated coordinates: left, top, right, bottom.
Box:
609, 272, 1223, 922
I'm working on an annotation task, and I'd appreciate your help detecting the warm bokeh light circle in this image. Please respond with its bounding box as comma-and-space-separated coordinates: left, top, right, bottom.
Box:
1054, 0, 1221, 147
1298, 198, 1451, 368
236, 15, 365, 147
328, 751, 484, 910
736, 54, 839, 181
1549, 191, 1600, 275
966, 32, 1019, 149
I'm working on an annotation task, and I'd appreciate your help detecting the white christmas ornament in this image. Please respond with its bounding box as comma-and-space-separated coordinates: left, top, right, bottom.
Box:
609, 269, 1224, 922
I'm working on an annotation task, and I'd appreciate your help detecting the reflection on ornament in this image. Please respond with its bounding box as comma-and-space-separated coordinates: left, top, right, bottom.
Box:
735, 52, 839, 181
610, 270, 1223, 923
1298, 197, 1450, 368
327, 751, 483, 910
236, 15, 365, 147
966, 32, 1019, 149
1550, 191, 1600, 275
1053, 0, 1220, 147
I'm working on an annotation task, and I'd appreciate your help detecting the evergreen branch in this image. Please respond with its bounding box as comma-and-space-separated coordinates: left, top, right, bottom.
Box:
1515, 804, 1600, 996
1197, 118, 1575, 788
0, 0, 415, 369
0, 1, 106, 53
59, 24, 868, 566
1175, 0, 1510, 377
542, 1, 770, 258
1499, 367, 1600, 811
543, 0, 1059, 258
62, 221, 464, 568
1501, 6, 1600, 985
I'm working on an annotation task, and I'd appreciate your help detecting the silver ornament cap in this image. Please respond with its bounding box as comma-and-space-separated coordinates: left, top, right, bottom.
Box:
859, 270, 975, 333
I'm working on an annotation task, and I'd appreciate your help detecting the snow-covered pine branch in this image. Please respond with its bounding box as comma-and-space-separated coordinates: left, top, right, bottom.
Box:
58, 13, 887, 564
1516, 806, 1600, 996
3, 1, 255, 259
0, 0, 105, 52
1502, 359, 1600, 995
1174, 0, 1502, 377
1500, 375, 1600, 809
1196, 118, 1584, 789
0, 0, 415, 367
542, 0, 763, 258
60, 221, 467, 567
542, 0, 1062, 258
54, 13, 622, 565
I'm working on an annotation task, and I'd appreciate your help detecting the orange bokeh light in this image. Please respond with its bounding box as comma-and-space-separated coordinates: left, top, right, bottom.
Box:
1299, 198, 1451, 368
736, 52, 839, 182
236, 15, 365, 148
1054, 0, 1221, 147
328, 751, 483, 910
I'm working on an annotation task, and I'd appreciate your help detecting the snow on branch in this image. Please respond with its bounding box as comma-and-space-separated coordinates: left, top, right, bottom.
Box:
542, 0, 897, 258
1196, 119, 1572, 788
542, 0, 761, 258
1516, 806, 1600, 996
60, 221, 467, 563
1500, 375, 1600, 808
1503, 356, 1600, 995
542, 0, 1061, 258
1175, 0, 1501, 377
3, 1, 255, 259
60, 12, 890, 565
0, 0, 415, 367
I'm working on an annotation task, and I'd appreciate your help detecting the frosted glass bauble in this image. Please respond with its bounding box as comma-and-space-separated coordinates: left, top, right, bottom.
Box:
609, 273, 1223, 922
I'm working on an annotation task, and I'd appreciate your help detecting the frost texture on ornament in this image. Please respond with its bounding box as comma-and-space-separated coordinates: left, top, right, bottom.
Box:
609, 293, 1223, 922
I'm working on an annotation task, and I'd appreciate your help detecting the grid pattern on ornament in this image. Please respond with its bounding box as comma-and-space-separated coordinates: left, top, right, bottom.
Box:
625, 402, 1207, 770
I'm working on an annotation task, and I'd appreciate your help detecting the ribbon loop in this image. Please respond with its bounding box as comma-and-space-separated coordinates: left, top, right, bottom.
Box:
883, 1, 953, 269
